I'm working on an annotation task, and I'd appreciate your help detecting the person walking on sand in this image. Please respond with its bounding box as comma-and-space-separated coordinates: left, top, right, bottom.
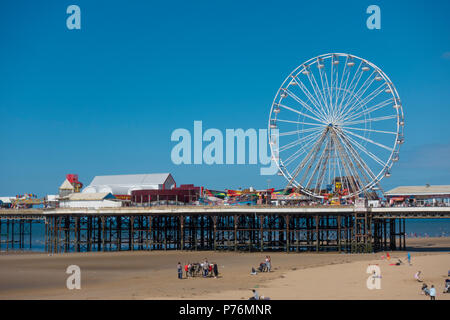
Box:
430, 285, 436, 300
177, 262, 183, 279
407, 252, 411, 265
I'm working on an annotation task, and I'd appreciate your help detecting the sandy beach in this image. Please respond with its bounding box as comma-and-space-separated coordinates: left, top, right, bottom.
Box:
0, 237, 449, 300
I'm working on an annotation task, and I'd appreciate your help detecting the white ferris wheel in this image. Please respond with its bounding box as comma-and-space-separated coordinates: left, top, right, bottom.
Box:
268, 53, 405, 199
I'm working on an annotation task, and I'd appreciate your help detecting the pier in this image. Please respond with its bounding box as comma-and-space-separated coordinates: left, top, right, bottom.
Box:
1, 207, 449, 253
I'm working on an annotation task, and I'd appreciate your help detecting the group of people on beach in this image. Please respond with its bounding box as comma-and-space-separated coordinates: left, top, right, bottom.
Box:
251, 255, 272, 275
416, 270, 450, 300
177, 259, 219, 279
384, 252, 448, 300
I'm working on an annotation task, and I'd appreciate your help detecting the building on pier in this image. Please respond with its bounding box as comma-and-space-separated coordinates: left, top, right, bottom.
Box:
58, 174, 83, 198
131, 184, 201, 205
82, 173, 176, 199
385, 185, 450, 206
59, 192, 121, 209
0, 197, 13, 208
44, 195, 59, 208
59, 179, 75, 198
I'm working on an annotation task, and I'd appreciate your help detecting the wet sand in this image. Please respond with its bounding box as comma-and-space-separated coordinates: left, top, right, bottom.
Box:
0, 237, 448, 300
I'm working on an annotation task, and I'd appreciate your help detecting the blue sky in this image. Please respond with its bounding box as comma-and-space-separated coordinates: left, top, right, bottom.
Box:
0, 0, 449, 196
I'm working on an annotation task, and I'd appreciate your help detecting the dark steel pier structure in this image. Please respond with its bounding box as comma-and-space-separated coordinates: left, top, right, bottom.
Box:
1, 207, 449, 253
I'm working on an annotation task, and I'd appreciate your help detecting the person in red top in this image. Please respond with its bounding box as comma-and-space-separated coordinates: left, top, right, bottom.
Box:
184, 263, 189, 278
208, 264, 213, 277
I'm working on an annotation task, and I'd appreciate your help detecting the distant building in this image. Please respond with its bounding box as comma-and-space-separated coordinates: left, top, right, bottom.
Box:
44, 195, 59, 208
59, 179, 75, 198
0, 197, 13, 208
58, 174, 83, 198
59, 192, 121, 209
385, 185, 450, 205
82, 173, 176, 196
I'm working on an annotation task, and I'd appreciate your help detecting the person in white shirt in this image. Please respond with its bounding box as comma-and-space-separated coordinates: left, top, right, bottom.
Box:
429, 285, 436, 300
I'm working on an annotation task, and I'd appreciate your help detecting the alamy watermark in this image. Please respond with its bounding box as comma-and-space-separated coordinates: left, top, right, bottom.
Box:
170, 121, 279, 175
66, 5, 81, 30
366, 5, 381, 30
366, 265, 382, 290
66, 265, 81, 290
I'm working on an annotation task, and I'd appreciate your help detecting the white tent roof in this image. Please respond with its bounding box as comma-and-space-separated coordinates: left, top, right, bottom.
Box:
89, 173, 173, 186
82, 173, 175, 195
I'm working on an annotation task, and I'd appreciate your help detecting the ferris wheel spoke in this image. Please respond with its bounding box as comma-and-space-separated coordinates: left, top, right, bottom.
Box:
314, 136, 333, 194
340, 126, 397, 135
291, 76, 329, 120
286, 129, 328, 190
303, 146, 325, 190
336, 61, 351, 104
334, 127, 374, 190
342, 98, 393, 123
335, 55, 350, 108
343, 114, 397, 126
279, 127, 325, 137
334, 145, 348, 193
306, 71, 332, 119
339, 82, 386, 122
300, 135, 329, 189
330, 58, 336, 118
330, 131, 361, 195
276, 119, 325, 127
336, 135, 371, 192
341, 128, 394, 152
284, 139, 316, 166
339, 131, 386, 167
278, 103, 325, 124
302, 132, 330, 188
339, 143, 370, 196
333, 133, 352, 194
336, 129, 379, 186
322, 71, 338, 124
338, 71, 377, 120
333, 132, 365, 186
317, 62, 333, 117
279, 129, 323, 152
283, 88, 328, 122
283, 131, 323, 166
336, 61, 364, 115
312, 154, 328, 194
